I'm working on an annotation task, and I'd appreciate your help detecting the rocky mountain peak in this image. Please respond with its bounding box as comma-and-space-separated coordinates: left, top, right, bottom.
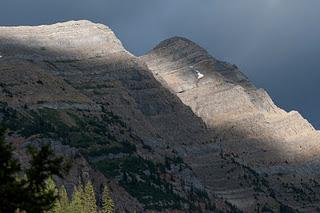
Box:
142, 36, 320, 165
0, 20, 130, 61
146, 36, 214, 71
2, 20, 320, 212
151, 36, 201, 50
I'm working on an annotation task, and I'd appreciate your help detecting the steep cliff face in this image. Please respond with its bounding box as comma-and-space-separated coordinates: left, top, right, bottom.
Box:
142, 37, 320, 211
0, 21, 227, 212
142, 37, 318, 148
1, 20, 320, 212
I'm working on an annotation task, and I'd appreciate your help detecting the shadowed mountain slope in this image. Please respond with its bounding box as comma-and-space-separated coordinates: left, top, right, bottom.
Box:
142, 36, 320, 211
1, 20, 320, 212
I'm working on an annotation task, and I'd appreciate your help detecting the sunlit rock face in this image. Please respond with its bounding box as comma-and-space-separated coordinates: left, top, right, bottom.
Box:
1, 20, 320, 212
0, 20, 128, 61
142, 36, 320, 210
0, 21, 228, 212
142, 36, 320, 164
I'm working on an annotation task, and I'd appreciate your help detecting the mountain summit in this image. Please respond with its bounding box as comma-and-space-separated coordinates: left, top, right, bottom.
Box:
143, 35, 319, 163
1, 20, 320, 212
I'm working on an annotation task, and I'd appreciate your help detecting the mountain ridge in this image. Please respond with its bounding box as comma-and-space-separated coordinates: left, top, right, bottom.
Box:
1, 20, 320, 212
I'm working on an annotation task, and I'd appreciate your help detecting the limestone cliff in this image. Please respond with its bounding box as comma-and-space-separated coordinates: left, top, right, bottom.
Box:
1, 20, 320, 212
142, 37, 320, 211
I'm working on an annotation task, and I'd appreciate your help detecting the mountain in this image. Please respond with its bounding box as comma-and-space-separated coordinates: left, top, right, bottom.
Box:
1, 20, 320, 212
142, 37, 320, 211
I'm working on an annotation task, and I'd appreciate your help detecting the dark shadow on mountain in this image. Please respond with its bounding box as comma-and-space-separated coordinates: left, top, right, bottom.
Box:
1, 35, 320, 211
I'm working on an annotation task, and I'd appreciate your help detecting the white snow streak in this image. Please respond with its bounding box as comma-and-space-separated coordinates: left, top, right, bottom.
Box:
189, 66, 204, 80
195, 70, 204, 80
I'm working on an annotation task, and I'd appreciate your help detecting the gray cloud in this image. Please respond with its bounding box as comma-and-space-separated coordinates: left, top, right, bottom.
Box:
1, 0, 319, 128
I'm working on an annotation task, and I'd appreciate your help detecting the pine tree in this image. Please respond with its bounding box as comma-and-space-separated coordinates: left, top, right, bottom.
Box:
45, 178, 62, 213
100, 184, 114, 213
45, 183, 73, 213
70, 186, 84, 213
0, 127, 21, 212
83, 181, 97, 213
0, 127, 70, 213
59, 185, 70, 213
50, 199, 62, 213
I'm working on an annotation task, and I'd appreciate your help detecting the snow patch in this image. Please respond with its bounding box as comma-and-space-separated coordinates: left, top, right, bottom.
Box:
0, 55, 2, 59
189, 65, 204, 80
195, 70, 204, 80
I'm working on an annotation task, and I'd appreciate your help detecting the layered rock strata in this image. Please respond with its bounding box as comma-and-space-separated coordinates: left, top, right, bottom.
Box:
142, 37, 320, 211
1, 20, 320, 212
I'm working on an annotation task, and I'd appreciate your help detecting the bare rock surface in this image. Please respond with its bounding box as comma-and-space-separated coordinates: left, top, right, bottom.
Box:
142, 36, 320, 211
1, 20, 320, 212
0, 21, 223, 212
142, 36, 320, 164
0, 20, 129, 61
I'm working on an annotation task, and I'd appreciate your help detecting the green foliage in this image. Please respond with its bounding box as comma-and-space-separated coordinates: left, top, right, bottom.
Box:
280, 204, 297, 213
0, 127, 69, 213
121, 177, 183, 210
0, 107, 132, 152
0, 106, 123, 212
46, 178, 62, 213
101, 185, 114, 213
0, 127, 21, 212
49, 200, 63, 213
0, 105, 189, 211
58, 186, 69, 213
50, 181, 106, 213
87, 141, 136, 157
69, 186, 84, 213
82, 181, 97, 213
95, 156, 188, 210
95, 160, 121, 178
261, 204, 275, 213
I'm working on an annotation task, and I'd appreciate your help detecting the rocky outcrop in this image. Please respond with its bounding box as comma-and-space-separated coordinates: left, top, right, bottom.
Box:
0, 20, 128, 61
0, 58, 94, 108
0, 21, 223, 212
142, 36, 320, 159
142, 37, 320, 211
1, 20, 320, 212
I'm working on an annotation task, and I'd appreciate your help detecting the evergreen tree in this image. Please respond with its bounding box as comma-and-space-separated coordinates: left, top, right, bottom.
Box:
21, 144, 68, 212
69, 186, 84, 213
0, 127, 21, 212
49, 200, 62, 213
83, 181, 97, 213
45, 178, 62, 213
59, 185, 70, 213
100, 184, 114, 213
0, 127, 70, 213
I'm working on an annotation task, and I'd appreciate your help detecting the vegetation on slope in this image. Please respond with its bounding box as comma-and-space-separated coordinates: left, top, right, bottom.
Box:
0, 103, 211, 211
0, 127, 69, 213
48, 180, 114, 213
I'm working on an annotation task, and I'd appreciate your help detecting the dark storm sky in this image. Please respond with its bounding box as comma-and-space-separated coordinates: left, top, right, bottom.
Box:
1, 0, 319, 128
